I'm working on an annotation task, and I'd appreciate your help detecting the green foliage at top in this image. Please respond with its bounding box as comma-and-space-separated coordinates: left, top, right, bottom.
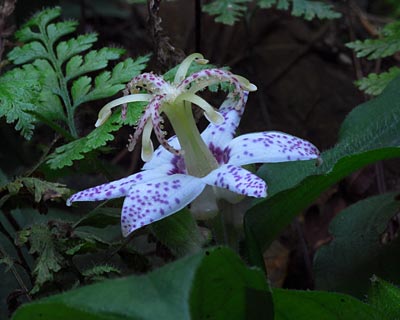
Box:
13, 247, 273, 320
346, 21, 400, 60
202, 0, 251, 25
245, 75, 400, 270
258, 0, 340, 20
1, 7, 148, 144
203, 0, 339, 25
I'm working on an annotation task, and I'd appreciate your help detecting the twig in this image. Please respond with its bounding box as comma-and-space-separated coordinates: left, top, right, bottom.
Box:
146, 0, 185, 69
0, 244, 31, 301
0, 0, 16, 63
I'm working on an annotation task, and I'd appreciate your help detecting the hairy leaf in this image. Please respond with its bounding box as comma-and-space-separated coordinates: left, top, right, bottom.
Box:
356, 68, 400, 96
202, 0, 251, 25
369, 276, 400, 318
56, 33, 98, 64
314, 192, 400, 297
13, 247, 273, 320
245, 76, 400, 269
346, 21, 400, 59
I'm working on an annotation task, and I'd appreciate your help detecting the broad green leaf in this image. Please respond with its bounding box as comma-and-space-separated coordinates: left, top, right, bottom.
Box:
356, 67, 400, 96
13, 247, 273, 320
273, 288, 380, 319
202, 0, 251, 25
346, 21, 400, 59
150, 209, 207, 257
73, 208, 120, 229
314, 193, 400, 297
368, 276, 400, 318
244, 76, 400, 269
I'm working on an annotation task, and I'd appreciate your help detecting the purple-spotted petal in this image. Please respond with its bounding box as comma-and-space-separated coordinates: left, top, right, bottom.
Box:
121, 174, 205, 236
201, 93, 247, 149
66, 165, 172, 206
201, 164, 267, 198
226, 131, 320, 167
142, 136, 181, 170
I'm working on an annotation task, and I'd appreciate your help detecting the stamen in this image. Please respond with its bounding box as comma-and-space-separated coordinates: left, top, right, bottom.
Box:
127, 107, 152, 152
141, 119, 154, 162
95, 94, 152, 127
149, 97, 181, 156
177, 69, 247, 111
176, 92, 223, 124
174, 53, 209, 84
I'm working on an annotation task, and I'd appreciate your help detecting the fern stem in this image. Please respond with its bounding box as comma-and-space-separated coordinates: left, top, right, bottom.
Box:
39, 25, 78, 138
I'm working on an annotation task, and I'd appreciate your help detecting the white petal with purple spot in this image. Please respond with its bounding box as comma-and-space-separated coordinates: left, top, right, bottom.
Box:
121, 174, 205, 236
226, 131, 320, 167
201, 164, 267, 198
142, 136, 181, 170
201, 93, 246, 151
66, 165, 172, 205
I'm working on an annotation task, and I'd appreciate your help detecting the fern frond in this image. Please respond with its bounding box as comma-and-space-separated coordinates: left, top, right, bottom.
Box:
0, 65, 40, 139
346, 21, 400, 59
258, 0, 340, 20
355, 67, 400, 96
202, 0, 251, 25
46, 102, 145, 169
2, 6, 148, 145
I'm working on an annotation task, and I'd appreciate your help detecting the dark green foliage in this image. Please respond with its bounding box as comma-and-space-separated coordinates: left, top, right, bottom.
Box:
314, 192, 400, 297
202, 0, 251, 25
245, 75, 400, 269
355, 68, 400, 96
12, 247, 273, 320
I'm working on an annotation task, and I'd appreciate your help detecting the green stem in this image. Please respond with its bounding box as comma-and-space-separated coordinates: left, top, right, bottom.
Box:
164, 102, 218, 177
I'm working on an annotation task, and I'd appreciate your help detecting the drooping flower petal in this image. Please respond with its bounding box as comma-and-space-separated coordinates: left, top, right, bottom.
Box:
201, 164, 267, 198
120, 174, 205, 236
66, 165, 173, 206
226, 131, 320, 167
201, 93, 247, 153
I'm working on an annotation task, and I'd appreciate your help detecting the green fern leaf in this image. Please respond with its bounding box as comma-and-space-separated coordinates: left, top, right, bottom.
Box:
257, 0, 340, 20
18, 224, 63, 294
3, 7, 149, 142
46, 102, 144, 169
291, 0, 340, 20
202, 0, 251, 25
355, 67, 400, 96
82, 265, 121, 281
56, 33, 98, 64
73, 55, 149, 106
346, 21, 400, 59
66, 47, 125, 81
0, 65, 40, 139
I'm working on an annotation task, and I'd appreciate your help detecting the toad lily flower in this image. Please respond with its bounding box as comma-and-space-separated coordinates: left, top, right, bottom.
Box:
67, 53, 320, 237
